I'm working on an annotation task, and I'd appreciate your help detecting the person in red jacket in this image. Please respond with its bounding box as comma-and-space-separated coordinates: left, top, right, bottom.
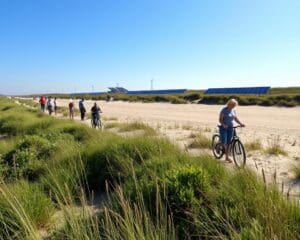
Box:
39, 96, 46, 112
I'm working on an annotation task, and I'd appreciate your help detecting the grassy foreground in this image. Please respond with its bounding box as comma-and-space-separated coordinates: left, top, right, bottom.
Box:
0, 97, 300, 239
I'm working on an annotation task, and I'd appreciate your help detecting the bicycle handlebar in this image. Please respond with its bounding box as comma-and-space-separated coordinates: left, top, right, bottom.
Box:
218, 125, 244, 129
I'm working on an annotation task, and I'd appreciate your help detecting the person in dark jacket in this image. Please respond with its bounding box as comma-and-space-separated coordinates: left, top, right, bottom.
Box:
91, 102, 102, 126
79, 98, 86, 121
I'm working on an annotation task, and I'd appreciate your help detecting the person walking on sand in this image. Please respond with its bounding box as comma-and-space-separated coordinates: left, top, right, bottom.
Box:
79, 98, 86, 121
69, 99, 75, 119
54, 97, 58, 115
39, 96, 46, 112
47, 97, 53, 115
219, 99, 245, 163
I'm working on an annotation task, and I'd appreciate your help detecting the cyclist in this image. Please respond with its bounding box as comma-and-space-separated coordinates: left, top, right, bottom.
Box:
91, 102, 102, 127
79, 98, 86, 121
219, 99, 245, 163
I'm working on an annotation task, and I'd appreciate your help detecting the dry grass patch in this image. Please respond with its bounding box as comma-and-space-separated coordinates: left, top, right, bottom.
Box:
103, 116, 118, 121
188, 132, 197, 139
265, 137, 287, 156
203, 127, 211, 132
188, 132, 211, 149
118, 122, 157, 136
293, 164, 300, 179
105, 122, 121, 129
245, 140, 263, 152
182, 125, 193, 131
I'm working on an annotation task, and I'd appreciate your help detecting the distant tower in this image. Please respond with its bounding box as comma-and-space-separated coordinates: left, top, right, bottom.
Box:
151, 79, 154, 90
92, 85, 94, 93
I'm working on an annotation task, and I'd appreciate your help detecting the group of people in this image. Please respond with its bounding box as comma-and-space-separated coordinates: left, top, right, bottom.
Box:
39, 96, 102, 126
39, 96, 58, 115
39, 95, 244, 163
77, 99, 102, 126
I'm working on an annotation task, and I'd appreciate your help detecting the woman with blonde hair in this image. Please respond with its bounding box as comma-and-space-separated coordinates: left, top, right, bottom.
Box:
219, 99, 245, 163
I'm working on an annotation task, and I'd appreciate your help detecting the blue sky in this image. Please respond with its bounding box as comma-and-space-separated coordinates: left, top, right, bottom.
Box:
0, 0, 299, 94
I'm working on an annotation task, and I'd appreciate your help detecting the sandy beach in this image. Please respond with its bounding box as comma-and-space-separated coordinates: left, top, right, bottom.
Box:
51, 99, 300, 197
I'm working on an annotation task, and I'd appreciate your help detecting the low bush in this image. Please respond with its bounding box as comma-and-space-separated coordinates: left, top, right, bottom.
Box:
1, 135, 55, 181
183, 93, 202, 102
83, 136, 178, 190
164, 165, 211, 213
59, 124, 95, 142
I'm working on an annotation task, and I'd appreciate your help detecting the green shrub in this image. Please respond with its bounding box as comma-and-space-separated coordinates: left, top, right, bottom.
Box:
1, 135, 54, 181
84, 136, 178, 190
277, 100, 297, 107
164, 165, 211, 212
59, 124, 95, 142
183, 93, 201, 101
258, 98, 274, 106
170, 97, 186, 104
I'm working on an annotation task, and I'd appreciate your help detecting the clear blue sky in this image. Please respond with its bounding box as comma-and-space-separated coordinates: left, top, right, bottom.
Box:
0, 0, 299, 94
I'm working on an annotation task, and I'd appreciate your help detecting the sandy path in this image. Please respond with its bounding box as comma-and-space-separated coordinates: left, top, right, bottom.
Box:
47, 99, 300, 198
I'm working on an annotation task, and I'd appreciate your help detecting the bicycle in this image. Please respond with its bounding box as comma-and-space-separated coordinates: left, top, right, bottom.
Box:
212, 125, 246, 168
91, 116, 104, 130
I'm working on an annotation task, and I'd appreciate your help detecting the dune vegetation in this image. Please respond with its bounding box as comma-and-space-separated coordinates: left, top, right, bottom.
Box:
0, 97, 300, 239
33, 87, 300, 107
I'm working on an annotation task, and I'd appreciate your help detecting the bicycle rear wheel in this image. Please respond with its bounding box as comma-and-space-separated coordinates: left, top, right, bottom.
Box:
232, 140, 246, 168
212, 134, 224, 159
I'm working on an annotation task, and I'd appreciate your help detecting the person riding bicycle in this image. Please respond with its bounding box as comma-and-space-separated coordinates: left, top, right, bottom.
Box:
219, 99, 245, 163
91, 102, 102, 126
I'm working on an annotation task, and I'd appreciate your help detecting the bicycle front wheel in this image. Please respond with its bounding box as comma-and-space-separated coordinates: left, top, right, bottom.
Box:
232, 140, 246, 168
